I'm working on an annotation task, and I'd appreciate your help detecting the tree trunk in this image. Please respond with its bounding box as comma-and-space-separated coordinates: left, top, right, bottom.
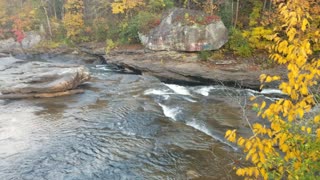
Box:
231, 0, 234, 27
53, 1, 57, 19
41, 1, 53, 39
263, 0, 266, 11
234, 0, 240, 28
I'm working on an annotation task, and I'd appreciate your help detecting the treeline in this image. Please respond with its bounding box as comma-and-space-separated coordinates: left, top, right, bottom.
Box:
0, 0, 319, 56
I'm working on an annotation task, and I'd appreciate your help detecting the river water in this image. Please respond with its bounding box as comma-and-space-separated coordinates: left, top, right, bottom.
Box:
0, 55, 278, 179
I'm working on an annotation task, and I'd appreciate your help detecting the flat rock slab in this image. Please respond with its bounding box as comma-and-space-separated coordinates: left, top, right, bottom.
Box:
0, 57, 90, 99
106, 50, 286, 90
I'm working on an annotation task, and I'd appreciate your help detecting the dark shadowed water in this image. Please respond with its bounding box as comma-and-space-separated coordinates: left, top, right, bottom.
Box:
0, 56, 279, 179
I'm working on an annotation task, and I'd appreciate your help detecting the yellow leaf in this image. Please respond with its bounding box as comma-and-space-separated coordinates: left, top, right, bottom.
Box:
272, 76, 281, 81
249, 96, 257, 101
254, 168, 259, 178
246, 148, 256, 160
245, 141, 252, 150
252, 153, 258, 163
297, 108, 304, 118
261, 101, 266, 110
314, 115, 320, 123
281, 144, 289, 153
236, 168, 244, 176
225, 130, 232, 137
260, 74, 267, 83
271, 122, 281, 132
225, 129, 236, 143
260, 168, 267, 179
238, 137, 245, 146
287, 86, 292, 94
248, 167, 254, 176
317, 129, 320, 140
259, 152, 266, 163
265, 76, 273, 83
294, 161, 301, 169
301, 18, 308, 32
307, 127, 311, 134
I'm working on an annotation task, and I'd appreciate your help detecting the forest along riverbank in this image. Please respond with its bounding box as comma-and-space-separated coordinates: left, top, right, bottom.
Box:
0, 54, 283, 179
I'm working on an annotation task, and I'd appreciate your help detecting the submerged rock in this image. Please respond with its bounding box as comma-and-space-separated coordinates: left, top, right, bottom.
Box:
139, 8, 228, 52
0, 56, 90, 99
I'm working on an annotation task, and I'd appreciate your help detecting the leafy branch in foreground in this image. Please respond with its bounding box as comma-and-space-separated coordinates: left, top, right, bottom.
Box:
225, 0, 320, 179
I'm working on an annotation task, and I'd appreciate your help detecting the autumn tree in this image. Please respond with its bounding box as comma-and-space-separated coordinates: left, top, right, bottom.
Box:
0, 0, 37, 42
111, 0, 145, 14
63, 0, 84, 41
225, 0, 320, 179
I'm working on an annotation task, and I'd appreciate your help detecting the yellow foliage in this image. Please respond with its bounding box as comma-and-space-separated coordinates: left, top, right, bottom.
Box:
226, 0, 320, 179
63, 0, 84, 40
111, 0, 145, 14
242, 27, 274, 50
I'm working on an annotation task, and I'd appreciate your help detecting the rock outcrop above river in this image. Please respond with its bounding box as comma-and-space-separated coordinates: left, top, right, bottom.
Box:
139, 8, 228, 52
0, 56, 90, 99
0, 32, 41, 54
106, 50, 286, 90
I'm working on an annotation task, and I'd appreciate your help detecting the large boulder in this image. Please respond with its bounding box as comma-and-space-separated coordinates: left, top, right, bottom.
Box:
0, 32, 41, 53
0, 57, 90, 99
139, 8, 228, 52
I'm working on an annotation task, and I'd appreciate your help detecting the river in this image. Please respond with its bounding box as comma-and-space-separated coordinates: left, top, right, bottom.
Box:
0, 55, 279, 179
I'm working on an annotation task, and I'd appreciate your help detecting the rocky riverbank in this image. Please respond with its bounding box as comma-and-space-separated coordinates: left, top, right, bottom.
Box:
1, 39, 287, 91
0, 56, 90, 99
105, 48, 286, 90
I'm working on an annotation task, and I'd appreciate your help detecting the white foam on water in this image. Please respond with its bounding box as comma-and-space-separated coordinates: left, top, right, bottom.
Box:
159, 103, 181, 121
163, 95, 170, 100
183, 97, 197, 103
261, 89, 283, 95
186, 119, 239, 151
94, 65, 112, 71
245, 88, 259, 95
144, 89, 173, 96
245, 88, 283, 96
165, 84, 191, 96
194, 86, 216, 96
186, 119, 211, 136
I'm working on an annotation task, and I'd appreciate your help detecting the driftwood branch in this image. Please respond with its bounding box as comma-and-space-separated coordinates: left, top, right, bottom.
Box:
0, 89, 84, 99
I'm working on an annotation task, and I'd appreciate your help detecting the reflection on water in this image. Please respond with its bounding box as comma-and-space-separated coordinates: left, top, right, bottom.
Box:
0, 57, 280, 179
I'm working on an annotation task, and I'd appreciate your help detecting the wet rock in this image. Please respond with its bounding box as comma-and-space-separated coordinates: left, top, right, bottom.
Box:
0, 32, 41, 53
139, 8, 228, 52
0, 57, 90, 99
0, 53, 9, 58
186, 170, 200, 179
106, 51, 285, 90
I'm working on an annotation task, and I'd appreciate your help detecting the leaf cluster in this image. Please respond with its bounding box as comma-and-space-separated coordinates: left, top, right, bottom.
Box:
226, 0, 320, 179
